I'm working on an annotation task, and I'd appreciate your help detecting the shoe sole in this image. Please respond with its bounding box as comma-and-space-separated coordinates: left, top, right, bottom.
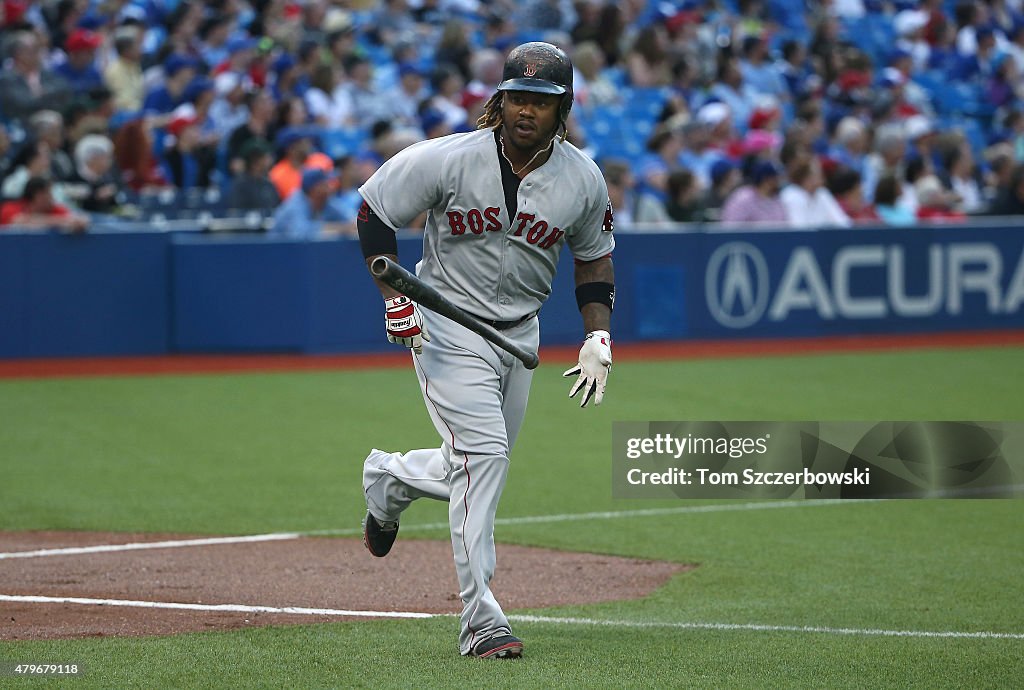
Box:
474, 641, 524, 659
362, 513, 397, 558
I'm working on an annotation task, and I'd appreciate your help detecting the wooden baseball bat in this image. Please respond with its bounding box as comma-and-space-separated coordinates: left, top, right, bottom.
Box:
370, 257, 540, 370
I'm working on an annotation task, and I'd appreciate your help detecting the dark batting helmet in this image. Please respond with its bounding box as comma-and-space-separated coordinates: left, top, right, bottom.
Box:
496, 42, 574, 128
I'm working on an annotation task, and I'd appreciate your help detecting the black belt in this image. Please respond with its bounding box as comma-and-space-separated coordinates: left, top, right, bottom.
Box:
475, 311, 536, 331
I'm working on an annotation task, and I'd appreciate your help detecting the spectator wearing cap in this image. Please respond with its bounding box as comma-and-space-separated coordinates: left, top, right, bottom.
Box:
958, 26, 1002, 82
177, 77, 220, 145
270, 52, 303, 101
326, 16, 359, 68
104, 27, 144, 111
887, 50, 935, 118
56, 29, 105, 92
227, 88, 276, 175
420, 107, 452, 140
678, 119, 726, 190
67, 134, 124, 215
209, 72, 253, 140
0, 176, 88, 232
740, 35, 788, 102
386, 63, 428, 129
226, 139, 280, 212
269, 167, 353, 238
720, 160, 787, 225
305, 62, 355, 129
142, 54, 198, 115
163, 116, 216, 189
214, 36, 258, 78
0, 31, 72, 123
702, 159, 742, 222
270, 127, 315, 200
876, 67, 919, 119
780, 158, 851, 229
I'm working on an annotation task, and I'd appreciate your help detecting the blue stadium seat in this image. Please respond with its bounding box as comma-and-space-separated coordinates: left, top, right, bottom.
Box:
321, 128, 368, 159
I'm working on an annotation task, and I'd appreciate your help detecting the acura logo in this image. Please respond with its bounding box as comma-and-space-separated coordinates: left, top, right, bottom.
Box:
705, 242, 770, 328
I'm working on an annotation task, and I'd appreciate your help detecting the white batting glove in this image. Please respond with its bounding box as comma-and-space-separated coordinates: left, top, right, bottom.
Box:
384, 295, 430, 355
563, 330, 612, 407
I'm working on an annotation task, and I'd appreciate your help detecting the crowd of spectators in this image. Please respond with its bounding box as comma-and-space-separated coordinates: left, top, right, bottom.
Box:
1, 0, 1024, 235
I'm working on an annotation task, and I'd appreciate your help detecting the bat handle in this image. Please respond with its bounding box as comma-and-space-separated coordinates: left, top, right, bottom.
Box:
370, 257, 540, 370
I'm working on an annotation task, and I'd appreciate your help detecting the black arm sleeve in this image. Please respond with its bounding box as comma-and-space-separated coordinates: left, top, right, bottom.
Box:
357, 200, 398, 259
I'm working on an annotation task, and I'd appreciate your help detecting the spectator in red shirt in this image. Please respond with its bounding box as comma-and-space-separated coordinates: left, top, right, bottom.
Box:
915, 175, 967, 222
0, 176, 88, 232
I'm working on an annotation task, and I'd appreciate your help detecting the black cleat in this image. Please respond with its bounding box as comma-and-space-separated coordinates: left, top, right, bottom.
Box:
471, 635, 524, 659
362, 511, 399, 557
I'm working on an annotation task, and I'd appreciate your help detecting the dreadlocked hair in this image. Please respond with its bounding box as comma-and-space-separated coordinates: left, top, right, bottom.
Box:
475, 92, 569, 142
476, 92, 504, 131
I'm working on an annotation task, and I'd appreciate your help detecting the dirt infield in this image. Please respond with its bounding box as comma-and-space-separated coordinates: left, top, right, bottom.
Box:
0, 531, 691, 640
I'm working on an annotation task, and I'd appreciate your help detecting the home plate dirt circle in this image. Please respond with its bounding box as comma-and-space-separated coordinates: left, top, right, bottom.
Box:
0, 532, 692, 640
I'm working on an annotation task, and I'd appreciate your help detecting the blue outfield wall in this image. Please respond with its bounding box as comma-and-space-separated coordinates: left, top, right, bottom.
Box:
1, 224, 1022, 358
0, 231, 170, 358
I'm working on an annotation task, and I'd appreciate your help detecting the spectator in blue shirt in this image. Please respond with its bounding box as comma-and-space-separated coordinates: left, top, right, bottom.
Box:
143, 55, 198, 115
740, 35, 788, 102
55, 29, 105, 93
269, 168, 354, 238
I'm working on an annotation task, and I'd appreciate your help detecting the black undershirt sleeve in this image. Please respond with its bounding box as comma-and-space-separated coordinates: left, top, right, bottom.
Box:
357, 200, 398, 259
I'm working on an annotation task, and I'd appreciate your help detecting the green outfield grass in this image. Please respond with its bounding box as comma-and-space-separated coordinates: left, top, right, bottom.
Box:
1, 346, 1023, 688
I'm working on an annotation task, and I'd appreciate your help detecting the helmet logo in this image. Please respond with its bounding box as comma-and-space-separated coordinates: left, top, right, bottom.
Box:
524, 63, 538, 77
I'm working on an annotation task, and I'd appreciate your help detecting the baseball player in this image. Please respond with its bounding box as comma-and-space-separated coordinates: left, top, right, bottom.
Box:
355, 42, 615, 659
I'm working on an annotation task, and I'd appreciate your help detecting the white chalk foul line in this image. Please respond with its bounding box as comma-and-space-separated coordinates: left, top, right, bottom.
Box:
0, 594, 433, 619
508, 614, 1024, 640
307, 498, 879, 537
0, 532, 302, 560
0, 499, 872, 559
2, 595, 1020, 641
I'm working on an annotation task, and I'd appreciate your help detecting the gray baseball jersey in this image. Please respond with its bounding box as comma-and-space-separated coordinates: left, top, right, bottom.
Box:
359, 127, 613, 655
359, 128, 614, 321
